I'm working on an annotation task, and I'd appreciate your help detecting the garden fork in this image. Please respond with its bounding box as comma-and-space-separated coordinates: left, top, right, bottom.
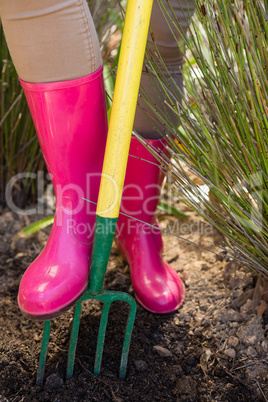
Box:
36, 0, 154, 385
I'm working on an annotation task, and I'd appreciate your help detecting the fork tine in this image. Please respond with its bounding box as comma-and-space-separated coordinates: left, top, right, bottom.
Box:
36, 320, 51, 386
94, 302, 111, 375
66, 301, 82, 380
119, 296, 137, 379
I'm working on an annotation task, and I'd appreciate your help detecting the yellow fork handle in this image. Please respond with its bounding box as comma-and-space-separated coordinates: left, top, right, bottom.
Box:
97, 0, 154, 219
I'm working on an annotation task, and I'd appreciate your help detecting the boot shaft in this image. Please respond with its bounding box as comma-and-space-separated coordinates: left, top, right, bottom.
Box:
119, 137, 168, 223
20, 66, 107, 208
20, 66, 108, 243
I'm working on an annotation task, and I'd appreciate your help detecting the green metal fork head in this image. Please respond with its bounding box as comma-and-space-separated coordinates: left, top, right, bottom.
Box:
36, 289, 136, 386
67, 289, 137, 380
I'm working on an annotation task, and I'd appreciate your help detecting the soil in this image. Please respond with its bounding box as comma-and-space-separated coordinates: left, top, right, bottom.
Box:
0, 201, 268, 402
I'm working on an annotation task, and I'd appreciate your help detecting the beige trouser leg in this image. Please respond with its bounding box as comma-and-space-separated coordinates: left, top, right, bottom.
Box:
134, 0, 195, 139
0, 0, 101, 82
0, 0, 195, 137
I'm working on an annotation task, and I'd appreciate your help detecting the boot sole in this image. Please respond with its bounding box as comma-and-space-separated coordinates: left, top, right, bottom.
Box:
20, 288, 87, 322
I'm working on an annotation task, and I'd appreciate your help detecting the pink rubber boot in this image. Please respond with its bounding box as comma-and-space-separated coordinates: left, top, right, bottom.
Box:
17, 66, 107, 320
116, 137, 185, 313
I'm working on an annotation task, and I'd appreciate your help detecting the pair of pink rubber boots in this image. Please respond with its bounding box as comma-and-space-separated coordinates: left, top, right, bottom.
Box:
18, 66, 185, 320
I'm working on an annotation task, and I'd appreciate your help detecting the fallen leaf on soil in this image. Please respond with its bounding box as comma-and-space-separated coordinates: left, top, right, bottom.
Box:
200, 348, 213, 373
153, 345, 172, 357
256, 300, 267, 317
233, 288, 254, 309
14, 252, 26, 259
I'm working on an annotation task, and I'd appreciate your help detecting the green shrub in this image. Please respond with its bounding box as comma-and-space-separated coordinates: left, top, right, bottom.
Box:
139, 0, 268, 277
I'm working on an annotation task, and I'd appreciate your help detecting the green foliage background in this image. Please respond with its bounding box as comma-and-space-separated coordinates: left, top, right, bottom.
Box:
139, 0, 268, 277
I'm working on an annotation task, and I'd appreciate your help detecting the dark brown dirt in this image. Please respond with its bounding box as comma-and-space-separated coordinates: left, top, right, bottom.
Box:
0, 203, 267, 402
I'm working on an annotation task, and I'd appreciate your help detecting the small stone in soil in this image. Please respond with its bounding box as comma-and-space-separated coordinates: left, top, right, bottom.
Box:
153, 345, 172, 357
216, 309, 243, 323
246, 346, 257, 358
45, 373, 64, 389
240, 299, 252, 314
228, 336, 239, 348
134, 360, 147, 372
151, 332, 163, 341
238, 316, 264, 346
173, 375, 197, 397
224, 348, 236, 359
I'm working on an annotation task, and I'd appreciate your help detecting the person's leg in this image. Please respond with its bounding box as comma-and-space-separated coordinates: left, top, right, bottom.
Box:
0, 0, 107, 320
117, 0, 195, 313
0, 0, 101, 82
134, 0, 195, 139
